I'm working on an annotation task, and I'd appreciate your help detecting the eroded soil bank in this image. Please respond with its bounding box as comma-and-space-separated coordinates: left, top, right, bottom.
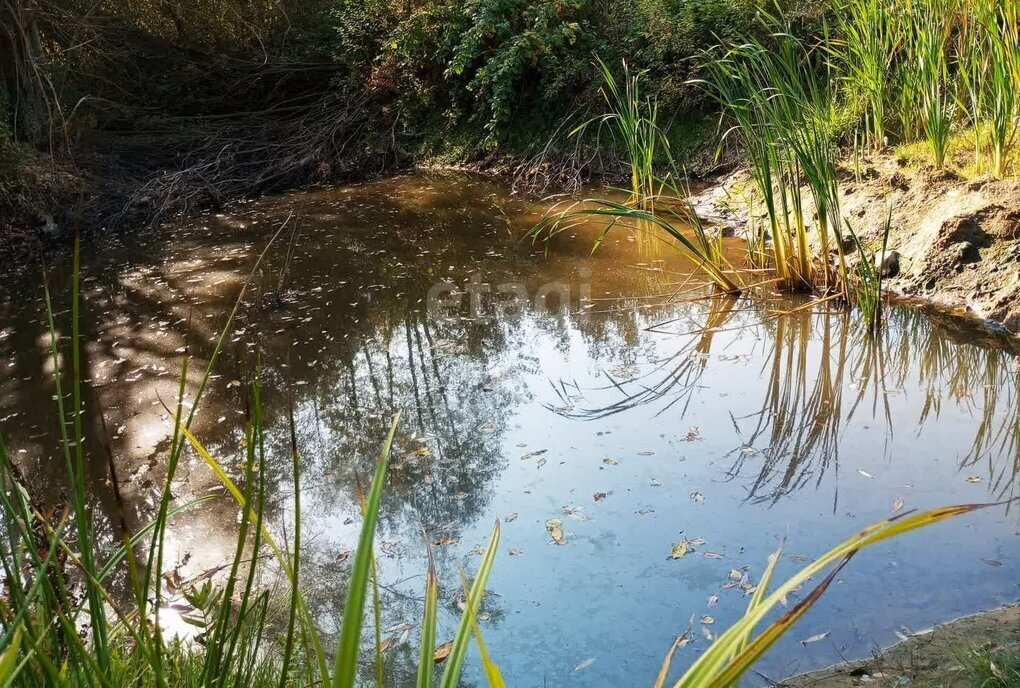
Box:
694, 158, 1020, 335
781, 605, 1020, 687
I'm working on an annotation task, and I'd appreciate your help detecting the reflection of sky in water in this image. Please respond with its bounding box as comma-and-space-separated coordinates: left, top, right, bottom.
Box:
295, 299, 1019, 687
0, 172, 1017, 686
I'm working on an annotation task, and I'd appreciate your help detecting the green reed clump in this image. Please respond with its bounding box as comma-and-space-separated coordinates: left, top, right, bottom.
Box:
959, 0, 1020, 178
834, 0, 898, 150
574, 58, 668, 209
909, 0, 957, 169
844, 208, 892, 332
698, 29, 847, 293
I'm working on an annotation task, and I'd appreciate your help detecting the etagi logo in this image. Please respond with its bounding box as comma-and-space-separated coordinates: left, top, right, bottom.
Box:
427, 268, 592, 322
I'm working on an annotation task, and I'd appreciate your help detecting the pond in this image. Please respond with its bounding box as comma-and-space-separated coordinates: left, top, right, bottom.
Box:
1, 172, 1018, 686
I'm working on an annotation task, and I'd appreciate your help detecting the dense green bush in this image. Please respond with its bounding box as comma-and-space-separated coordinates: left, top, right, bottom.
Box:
329, 0, 762, 154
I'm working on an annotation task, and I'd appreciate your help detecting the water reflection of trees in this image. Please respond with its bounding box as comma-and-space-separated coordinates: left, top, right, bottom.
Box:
550, 296, 1020, 506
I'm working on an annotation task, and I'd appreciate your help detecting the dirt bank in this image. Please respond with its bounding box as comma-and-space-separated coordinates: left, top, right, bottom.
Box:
780, 605, 1020, 687
694, 158, 1020, 335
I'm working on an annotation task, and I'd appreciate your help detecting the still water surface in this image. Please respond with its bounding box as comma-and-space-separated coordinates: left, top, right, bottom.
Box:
1, 172, 1018, 685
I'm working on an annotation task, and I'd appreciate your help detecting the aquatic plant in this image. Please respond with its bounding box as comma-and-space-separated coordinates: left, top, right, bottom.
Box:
530, 178, 744, 294
697, 29, 846, 293
833, 0, 898, 150
844, 207, 891, 332
573, 58, 668, 209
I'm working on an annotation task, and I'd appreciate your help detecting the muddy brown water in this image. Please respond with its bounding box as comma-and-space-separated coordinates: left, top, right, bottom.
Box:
1, 171, 1018, 686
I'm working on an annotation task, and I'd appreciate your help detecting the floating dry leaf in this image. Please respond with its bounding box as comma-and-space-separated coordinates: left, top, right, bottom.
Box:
545, 518, 565, 545
520, 449, 547, 460
981, 558, 1004, 567
702, 551, 724, 559
508, 548, 523, 556
707, 594, 718, 607
434, 536, 459, 546
536, 457, 547, 469
966, 476, 982, 483
562, 505, 591, 521
334, 550, 351, 563
574, 658, 595, 672
637, 451, 655, 456
593, 490, 610, 502
801, 631, 830, 645
650, 477, 663, 487
702, 625, 714, 641
701, 615, 715, 625
434, 641, 453, 662
470, 544, 485, 555
892, 497, 905, 513
690, 490, 705, 504
857, 469, 874, 479
602, 458, 618, 466
504, 512, 518, 523
670, 538, 691, 559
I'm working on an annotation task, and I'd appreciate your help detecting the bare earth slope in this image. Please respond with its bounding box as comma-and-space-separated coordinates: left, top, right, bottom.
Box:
694, 158, 1020, 334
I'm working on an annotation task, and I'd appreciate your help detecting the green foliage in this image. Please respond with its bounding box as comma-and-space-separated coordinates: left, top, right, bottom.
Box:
445, 0, 596, 146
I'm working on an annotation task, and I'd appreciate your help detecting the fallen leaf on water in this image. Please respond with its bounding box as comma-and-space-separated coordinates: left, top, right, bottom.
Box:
509, 548, 523, 556
479, 612, 491, 621
637, 451, 655, 456
594, 490, 611, 502
702, 551, 724, 559
602, 458, 618, 466
670, 538, 690, 559
966, 476, 982, 483
801, 632, 830, 646
650, 477, 663, 487
536, 458, 547, 469
707, 594, 718, 607
702, 625, 714, 641
454, 492, 467, 499
892, 497, 905, 513
857, 469, 874, 479
546, 518, 565, 545
981, 558, 1004, 567
574, 658, 595, 672
504, 512, 518, 523
520, 449, 547, 460
335, 550, 351, 563
701, 615, 715, 625
470, 545, 485, 555
690, 490, 705, 504
434, 536, 459, 546
688, 536, 707, 546
434, 641, 453, 663
563, 505, 591, 521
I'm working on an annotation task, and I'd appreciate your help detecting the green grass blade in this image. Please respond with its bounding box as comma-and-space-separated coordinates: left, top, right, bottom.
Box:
439, 520, 501, 688
673, 501, 1005, 687
416, 540, 439, 688
332, 413, 400, 688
